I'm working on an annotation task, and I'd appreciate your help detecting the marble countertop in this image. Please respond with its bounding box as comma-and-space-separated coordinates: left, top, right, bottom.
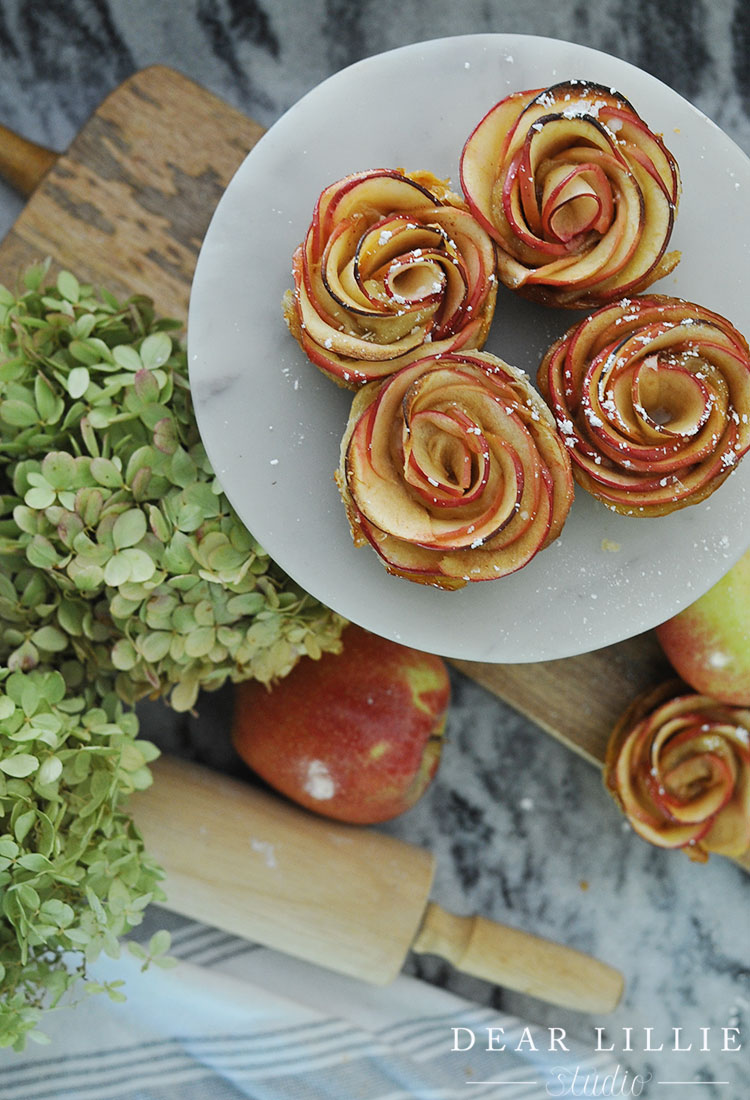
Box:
0, 1, 748, 1096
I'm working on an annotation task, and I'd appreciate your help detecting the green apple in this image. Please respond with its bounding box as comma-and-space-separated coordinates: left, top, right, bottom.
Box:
655, 550, 750, 704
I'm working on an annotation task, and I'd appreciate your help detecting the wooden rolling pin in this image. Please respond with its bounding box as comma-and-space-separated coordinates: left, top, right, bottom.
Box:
132, 756, 623, 1014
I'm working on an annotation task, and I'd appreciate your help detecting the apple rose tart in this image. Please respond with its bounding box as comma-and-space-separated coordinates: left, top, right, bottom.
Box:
335, 350, 574, 588
284, 169, 498, 387
605, 682, 750, 862
538, 295, 750, 516
460, 80, 680, 308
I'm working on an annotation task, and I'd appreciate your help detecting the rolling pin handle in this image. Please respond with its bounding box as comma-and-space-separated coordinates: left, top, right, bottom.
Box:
0, 123, 59, 197
411, 902, 624, 1015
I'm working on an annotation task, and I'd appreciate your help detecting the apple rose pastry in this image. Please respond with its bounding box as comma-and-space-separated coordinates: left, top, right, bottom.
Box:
538, 295, 750, 516
605, 682, 750, 862
284, 168, 498, 387
460, 80, 680, 307
335, 350, 574, 588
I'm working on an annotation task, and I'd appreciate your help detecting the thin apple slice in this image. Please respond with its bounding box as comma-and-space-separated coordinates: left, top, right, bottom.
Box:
541, 162, 614, 242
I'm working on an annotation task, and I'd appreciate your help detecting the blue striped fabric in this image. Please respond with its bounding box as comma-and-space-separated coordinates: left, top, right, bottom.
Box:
0, 921, 618, 1099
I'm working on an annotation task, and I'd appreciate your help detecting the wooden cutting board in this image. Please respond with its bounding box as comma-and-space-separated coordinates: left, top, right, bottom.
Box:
0, 65, 717, 775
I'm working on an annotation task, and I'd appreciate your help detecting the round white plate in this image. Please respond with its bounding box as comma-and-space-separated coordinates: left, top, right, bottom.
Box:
188, 33, 750, 663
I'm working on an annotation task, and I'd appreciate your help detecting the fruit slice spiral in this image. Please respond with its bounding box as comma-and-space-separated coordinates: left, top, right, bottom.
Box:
284, 169, 498, 387
538, 295, 750, 516
605, 682, 750, 862
460, 80, 680, 308
336, 350, 574, 588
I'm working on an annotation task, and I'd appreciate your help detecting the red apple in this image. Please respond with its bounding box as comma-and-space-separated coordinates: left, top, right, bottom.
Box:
655, 549, 750, 705
231, 625, 450, 824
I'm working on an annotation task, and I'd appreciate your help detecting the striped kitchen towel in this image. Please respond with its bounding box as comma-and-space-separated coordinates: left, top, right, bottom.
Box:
0, 918, 619, 1100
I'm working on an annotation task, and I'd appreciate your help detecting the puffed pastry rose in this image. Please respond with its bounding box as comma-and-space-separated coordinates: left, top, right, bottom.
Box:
284, 169, 498, 387
335, 350, 574, 589
460, 80, 680, 308
537, 295, 750, 516
605, 682, 750, 862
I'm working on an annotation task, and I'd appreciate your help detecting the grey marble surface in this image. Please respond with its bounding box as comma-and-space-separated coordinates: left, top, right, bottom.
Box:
1, 1, 749, 1096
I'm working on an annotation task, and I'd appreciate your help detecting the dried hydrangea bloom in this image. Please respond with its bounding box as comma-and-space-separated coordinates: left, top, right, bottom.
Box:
605, 682, 750, 862
460, 80, 680, 308
284, 169, 498, 387
537, 295, 750, 516
335, 350, 573, 588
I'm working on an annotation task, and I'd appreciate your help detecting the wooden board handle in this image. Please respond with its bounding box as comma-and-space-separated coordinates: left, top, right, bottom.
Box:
413, 903, 624, 1014
0, 124, 58, 197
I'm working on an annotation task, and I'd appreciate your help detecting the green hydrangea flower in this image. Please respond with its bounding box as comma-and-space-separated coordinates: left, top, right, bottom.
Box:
0, 264, 346, 1048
